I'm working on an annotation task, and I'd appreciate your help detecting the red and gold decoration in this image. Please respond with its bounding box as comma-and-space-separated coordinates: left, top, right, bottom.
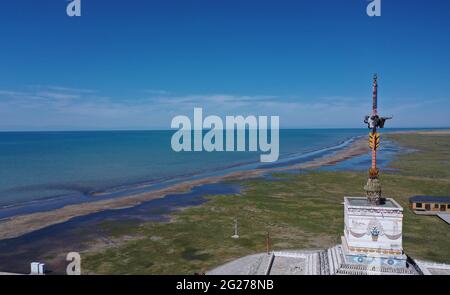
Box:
363, 74, 392, 205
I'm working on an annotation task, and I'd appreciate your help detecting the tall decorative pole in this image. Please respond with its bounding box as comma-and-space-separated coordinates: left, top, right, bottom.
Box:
231, 218, 239, 239
364, 74, 391, 205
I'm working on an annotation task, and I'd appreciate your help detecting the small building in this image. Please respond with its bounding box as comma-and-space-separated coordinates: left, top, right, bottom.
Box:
30, 262, 46, 275
409, 196, 450, 213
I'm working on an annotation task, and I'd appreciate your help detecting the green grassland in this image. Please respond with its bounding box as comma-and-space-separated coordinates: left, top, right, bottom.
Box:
82, 133, 450, 274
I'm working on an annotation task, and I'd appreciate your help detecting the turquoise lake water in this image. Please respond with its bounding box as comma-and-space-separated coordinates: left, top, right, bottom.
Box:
0, 129, 409, 208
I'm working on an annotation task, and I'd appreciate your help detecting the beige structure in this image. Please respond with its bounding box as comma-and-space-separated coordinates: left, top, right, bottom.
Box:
410, 196, 450, 213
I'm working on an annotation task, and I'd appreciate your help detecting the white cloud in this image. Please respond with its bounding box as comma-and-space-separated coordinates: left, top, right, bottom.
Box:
0, 86, 448, 130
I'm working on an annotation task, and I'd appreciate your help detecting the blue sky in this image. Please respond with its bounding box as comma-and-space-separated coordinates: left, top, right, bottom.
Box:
0, 0, 449, 130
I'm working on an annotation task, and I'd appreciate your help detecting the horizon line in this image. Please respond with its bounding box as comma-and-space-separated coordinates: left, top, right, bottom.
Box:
1, 127, 450, 133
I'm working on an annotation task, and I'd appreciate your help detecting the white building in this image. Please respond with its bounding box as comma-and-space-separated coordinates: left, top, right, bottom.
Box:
342, 197, 407, 268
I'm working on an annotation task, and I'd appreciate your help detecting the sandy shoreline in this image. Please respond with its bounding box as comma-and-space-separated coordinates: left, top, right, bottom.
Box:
0, 136, 372, 240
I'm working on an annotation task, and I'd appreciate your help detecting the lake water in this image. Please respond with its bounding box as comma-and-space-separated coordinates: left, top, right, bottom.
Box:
0, 128, 412, 209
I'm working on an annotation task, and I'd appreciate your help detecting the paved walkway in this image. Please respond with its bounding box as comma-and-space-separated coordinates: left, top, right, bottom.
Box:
437, 213, 450, 224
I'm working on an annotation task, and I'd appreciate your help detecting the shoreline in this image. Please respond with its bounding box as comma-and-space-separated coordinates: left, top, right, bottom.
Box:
0, 136, 369, 240
0, 134, 361, 218
2, 129, 447, 241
